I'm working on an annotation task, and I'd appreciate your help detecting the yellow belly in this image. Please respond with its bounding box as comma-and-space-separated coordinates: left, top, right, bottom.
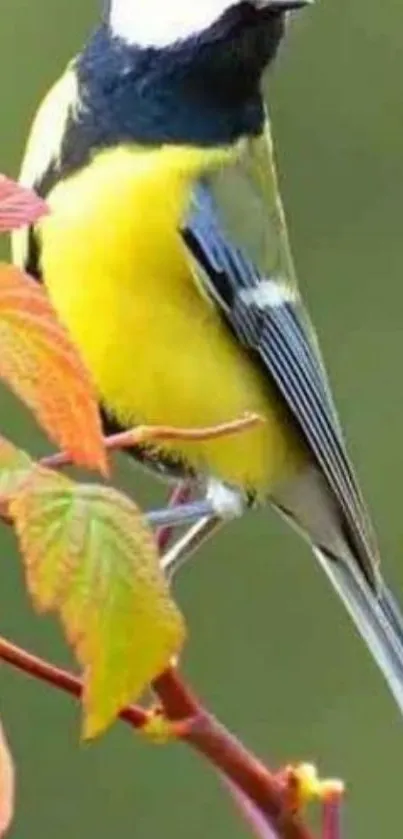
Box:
38, 143, 301, 491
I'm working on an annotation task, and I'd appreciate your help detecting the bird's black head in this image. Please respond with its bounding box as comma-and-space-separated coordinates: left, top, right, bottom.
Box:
70, 0, 311, 161
105, 0, 310, 91
175, 1, 309, 98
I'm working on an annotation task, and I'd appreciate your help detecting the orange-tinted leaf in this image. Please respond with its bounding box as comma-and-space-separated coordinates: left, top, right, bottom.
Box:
0, 721, 15, 837
0, 175, 48, 232
0, 264, 107, 474
12, 470, 185, 738
0, 435, 34, 497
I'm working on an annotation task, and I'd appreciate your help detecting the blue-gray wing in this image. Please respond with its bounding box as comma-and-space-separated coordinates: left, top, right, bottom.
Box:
182, 181, 378, 584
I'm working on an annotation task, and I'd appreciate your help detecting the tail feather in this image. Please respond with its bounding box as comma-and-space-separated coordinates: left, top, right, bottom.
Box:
378, 579, 403, 641
315, 548, 403, 714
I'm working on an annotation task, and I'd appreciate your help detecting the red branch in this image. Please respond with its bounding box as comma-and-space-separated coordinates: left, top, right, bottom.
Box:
153, 668, 314, 839
0, 636, 315, 839
322, 792, 343, 839
0, 637, 147, 729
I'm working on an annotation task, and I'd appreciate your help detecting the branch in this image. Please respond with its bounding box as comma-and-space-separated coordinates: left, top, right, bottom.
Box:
0, 637, 317, 839
153, 668, 315, 839
0, 636, 147, 729
321, 790, 343, 839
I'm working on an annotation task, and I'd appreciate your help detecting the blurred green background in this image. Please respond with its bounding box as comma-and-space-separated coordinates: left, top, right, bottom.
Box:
1, 0, 403, 836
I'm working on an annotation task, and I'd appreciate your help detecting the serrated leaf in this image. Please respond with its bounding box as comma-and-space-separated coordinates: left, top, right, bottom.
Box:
0, 175, 48, 232
0, 435, 34, 497
11, 470, 186, 737
0, 264, 107, 474
0, 721, 15, 838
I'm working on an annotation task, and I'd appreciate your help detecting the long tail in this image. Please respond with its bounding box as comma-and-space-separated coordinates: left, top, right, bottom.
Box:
315, 548, 403, 713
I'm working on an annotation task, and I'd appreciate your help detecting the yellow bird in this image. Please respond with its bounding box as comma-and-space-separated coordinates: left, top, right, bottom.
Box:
14, 0, 403, 716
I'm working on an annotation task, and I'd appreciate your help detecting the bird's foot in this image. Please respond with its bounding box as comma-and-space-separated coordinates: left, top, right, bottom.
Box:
149, 479, 246, 578
147, 479, 244, 528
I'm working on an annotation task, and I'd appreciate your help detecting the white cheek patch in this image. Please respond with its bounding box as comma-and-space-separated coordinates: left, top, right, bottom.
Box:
109, 0, 237, 47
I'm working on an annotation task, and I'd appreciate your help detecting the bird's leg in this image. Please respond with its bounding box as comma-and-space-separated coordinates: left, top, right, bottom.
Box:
161, 514, 224, 578
158, 479, 246, 578
156, 481, 194, 555
147, 499, 219, 527
148, 478, 244, 528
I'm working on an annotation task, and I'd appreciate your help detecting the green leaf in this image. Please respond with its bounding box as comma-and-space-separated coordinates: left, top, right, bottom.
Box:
11, 470, 186, 738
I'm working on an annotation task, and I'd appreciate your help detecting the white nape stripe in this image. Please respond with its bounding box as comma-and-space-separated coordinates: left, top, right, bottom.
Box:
109, 0, 237, 47
12, 68, 80, 271
239, 279, 296, 309
19, 69, 79, 191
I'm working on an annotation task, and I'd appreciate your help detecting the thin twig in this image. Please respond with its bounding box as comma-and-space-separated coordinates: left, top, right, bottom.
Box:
0, 636, 147, 729
161, 515, 223, 577
322, 791, 344, 839
40, 414, 262, 471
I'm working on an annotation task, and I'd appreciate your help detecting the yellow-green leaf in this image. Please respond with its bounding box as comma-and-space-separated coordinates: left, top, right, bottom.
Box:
11, 470, 185, 738
0, 435, 34, 497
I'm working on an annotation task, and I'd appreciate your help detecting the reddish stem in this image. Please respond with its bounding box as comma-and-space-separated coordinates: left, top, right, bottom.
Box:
153, 668, 314, 839
153, 666, 200, 720
107, 414, 262, 449
0, 636, 147, 729
40, 415, 262, 471
322, 794, 343, 839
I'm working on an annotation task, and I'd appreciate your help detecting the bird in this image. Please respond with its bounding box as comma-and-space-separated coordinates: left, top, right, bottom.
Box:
12, 0, 403, 717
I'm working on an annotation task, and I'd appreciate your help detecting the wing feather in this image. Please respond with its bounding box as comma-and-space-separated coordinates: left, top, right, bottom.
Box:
182, 180, 378, 583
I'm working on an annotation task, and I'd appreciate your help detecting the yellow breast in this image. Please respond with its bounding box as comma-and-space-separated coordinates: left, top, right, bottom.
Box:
38, 143, 300, 491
